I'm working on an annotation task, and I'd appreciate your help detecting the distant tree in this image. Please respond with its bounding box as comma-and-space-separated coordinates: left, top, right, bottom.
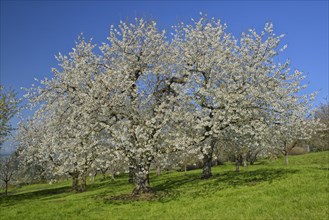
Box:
309, 101, 329, 151
0, 152, 18, 195
0, 86, 20, 146
16, 117, 56, 184
267, 85, 320, 165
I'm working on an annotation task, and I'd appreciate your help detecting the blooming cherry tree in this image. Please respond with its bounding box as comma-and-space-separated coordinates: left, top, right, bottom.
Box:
18, 15, 319, 194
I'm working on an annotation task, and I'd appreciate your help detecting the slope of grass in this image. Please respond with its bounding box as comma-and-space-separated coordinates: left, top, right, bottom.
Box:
1, 152, 328, 220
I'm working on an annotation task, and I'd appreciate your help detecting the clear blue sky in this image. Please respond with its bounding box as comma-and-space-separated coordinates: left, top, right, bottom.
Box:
0, 1, 328, 152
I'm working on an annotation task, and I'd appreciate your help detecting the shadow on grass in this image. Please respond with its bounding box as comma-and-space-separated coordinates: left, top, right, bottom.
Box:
151, 168, 298, 202
214, 168, 298, 186
102, 168, 299, 205
88, 177, 128, 191
1, 168, 299, 206
0, 175, 131, 207
0, 186, 72, 207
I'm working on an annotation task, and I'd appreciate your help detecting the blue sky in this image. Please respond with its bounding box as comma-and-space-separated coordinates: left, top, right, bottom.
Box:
0, 1, 328, 152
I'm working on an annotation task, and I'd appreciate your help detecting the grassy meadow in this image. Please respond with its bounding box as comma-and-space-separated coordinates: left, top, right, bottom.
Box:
1, 152, 328, 220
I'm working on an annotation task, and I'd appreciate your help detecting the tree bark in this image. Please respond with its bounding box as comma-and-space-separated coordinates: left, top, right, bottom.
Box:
156, 165, 161, 176
249, 152, 257, 165
235, 154, 244, 172
5, 180, 8, 195
132, 168, 151, 195
80, 175, 87, 192
201, 140, 215, 179
71, 173, 79, 192
235, 157, 240, 172
201, 154, 213, 179
128, 166, 134, 183
285, 151, 289, 165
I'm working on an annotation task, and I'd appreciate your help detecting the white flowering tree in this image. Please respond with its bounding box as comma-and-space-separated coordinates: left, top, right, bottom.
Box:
0, 86, 20, 146
20, 37, 125, 192
269, 88, 319, 165
309, 102, 329, 151
18, 15, 319, 194
16, 116, 55, 183
170, 15, 318, 178
92, 140, 128, 181
21, 20, 180, 194
100, 19, 188, 194
0, 152, 19, 195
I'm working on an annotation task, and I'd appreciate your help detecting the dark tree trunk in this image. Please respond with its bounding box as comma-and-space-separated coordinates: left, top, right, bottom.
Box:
235, 158, 240, 172
201, 156, 212, 179
201, 140, 215, 179
132, 169, 151, 195
236, 154, 243, 172
5, 180, 8, 195
80, 175, 87, 192
130, 156, 153, 194
201, 154, 213, 179
249, 153, 257, 165
128, 166, 134, 183
184, 165, 187, 175
285, 151, 289, 165
71, 173, 79, 192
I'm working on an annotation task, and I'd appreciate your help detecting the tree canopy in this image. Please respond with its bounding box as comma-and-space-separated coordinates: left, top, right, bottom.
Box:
17, 16, 321, 194
0, 86, 20, 146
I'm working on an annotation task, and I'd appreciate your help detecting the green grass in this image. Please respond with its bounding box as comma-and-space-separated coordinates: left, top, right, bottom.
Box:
1, 152, 328, 220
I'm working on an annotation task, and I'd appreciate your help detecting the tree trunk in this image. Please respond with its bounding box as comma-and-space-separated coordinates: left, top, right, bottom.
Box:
132, 169, 150, 195
80, 175, 87, 192
156, 165, 161, 176
235, 158, 240, 172
5, 180, 8, 195
184, 165, 187, 175
201, 154, 213, 179
201, 140, 215, 179
128, 166, 134, 183
285, 151, 289, 165
249, 153, 256, 165
71, 174, 79, 192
